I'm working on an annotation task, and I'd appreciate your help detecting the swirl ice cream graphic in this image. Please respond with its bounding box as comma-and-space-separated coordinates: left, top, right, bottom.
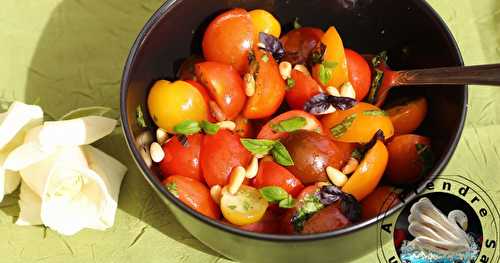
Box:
400, 197, 480, 262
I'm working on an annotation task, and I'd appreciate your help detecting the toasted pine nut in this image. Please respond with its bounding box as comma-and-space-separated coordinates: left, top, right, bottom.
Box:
341, 157, 359, 175
326, 166, 348, 187
326, 86, 340, 97
245, 156, 259, 179
316, 182, 332, 188
156, 128, 169, 145
316, 105, 336, 115
135, 130, 153, 148
228, 166, 246, 194
210, 185, 222, 204
294, 64, 310, 76
279, 61, 292, 80
150, 142, 165, 163
209, 100, 226, 122
340, 82, 356, 99
140, 146, 153, 168
257, 42, 266, 49
217, 120, 236, 131
244, 73, 256, 97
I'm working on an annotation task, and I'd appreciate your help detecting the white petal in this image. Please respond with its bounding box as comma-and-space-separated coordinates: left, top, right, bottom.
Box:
15, 182, 42, 226
0, 101, 43, 150
38, 116, 117, 147
0, 152, 21, 202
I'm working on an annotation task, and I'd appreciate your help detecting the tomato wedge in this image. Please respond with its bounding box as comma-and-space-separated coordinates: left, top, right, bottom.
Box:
286, 69, 323, 110
253, 159, 304, 197
385, 97, 428, 135
345, 49, 371, 101
257, 110, 323, 140
312, 26, 349, 88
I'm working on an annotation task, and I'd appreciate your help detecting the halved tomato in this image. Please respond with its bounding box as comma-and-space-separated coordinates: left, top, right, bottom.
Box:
257, 110, 323, 140
385, 97, 428, 135
159, 134, 204, 182
345, 49, 371, 101
312, 26, 349, 88
286, 69, 323, 110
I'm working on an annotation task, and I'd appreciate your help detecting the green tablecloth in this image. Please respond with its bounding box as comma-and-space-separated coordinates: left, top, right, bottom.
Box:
0, 0, 499, 262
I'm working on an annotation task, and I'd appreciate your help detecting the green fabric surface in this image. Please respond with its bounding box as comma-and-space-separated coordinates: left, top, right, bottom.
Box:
0, 0, 499, 262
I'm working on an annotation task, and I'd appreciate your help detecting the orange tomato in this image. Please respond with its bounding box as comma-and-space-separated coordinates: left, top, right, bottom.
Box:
248, 9, 281, 39
163, 175, 220, 219
257, 110, 324, 140
243, 49, 286, 119
321, 102, 394, 143
342, 141, 389, 201
202, 8, 254, 74
360, 186, 400, 220
286, 69, 323, 110
385, 134, 431, 185
312, 27, 349, 88
385, 97, 428, 135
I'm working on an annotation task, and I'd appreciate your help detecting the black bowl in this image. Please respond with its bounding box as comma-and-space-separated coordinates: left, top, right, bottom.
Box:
120, 0, 467, 262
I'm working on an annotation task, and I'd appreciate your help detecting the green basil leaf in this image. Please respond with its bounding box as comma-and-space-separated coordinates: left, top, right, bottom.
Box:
293, 17, 302, 29
366, 69, 384, 104
259, 186, 289, 202
371, 51, 388, 67
261, 54, 269, 63
200, 120, 220, 135
60, 106, 113, 120
330, 114, 357, 138
286, 77, 296, 89
135, 105, 147, 128
271, 141, 294, 166
362, 110, 387, 116
323, 60, 337, 69
291, 194, 324, 232
240, 138, 276, 155
270, 116, 307, 133
173, 120, 201, 135
318, 64, 332, 85
279, 195, 295, 208
166, 182, 179, 197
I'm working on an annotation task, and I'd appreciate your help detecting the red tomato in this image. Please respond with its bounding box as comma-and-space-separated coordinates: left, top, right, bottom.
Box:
360, 186, 400, 220
253, 160, 304, 197
184, 80, 217, 122
257, 110, 324, 140
286, 69, 323, 110
222, 209, 282, 234
159, 134, 204, 182
202, 8, 254, 74
195, 61, 246, 120
345, 49, 371, 101
163, 175, 220, 219
200, 129, 252, 187
243, 50, 286, 119
301, 204, 350, 234
280, 27, 324, 65
234, 115, 255, 138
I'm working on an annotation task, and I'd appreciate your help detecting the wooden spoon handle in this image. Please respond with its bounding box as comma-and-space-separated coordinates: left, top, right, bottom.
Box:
392, 63, 500, 86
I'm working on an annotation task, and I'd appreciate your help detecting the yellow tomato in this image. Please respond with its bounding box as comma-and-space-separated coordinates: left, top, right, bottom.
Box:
312, 26, 349, 88
342, 141, 388, 201
249, 9, 281, 40
220, 185, 268, 226
147, 80, 207, 132
321, 102, 394, 143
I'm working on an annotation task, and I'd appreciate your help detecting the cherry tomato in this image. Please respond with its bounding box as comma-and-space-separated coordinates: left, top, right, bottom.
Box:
312, 27, 349, 88
223, 209, 282, 234
385, 134, 431, 185
345, 49, 371, 101
280, 27, 324, 65
385, 97, 428, 135
195, 61, 246, 120
220, 185, 269, 225
177, 55, 204, 80
301, 204, 350, 234
360, 185, 400, 220
249, 9, 281, 39
286, 69, 323, 110
147, 80, 207, 132
163, 175, 220, 219
282, 130, 351, 184
342, 141, 389, 201
184, 80, 217, 122
159, 134, 204, 182
234, 115, 255, 138
200, 129, 252, 187
321, 102, 394, 143
257, 110, 324, 140
253, 159, 304, 197
202, 8, 254, 74
243, 50, 286, 119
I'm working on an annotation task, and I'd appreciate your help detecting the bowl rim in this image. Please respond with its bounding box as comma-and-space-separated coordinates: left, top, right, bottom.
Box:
120, 0, 468, 242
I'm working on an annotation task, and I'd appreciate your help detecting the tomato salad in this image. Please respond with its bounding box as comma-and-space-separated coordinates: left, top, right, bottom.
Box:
141, 8, 433, 234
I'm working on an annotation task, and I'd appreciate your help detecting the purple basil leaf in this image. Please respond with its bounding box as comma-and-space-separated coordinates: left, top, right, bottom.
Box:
259, 32, 285, 61
328, 96, 357, 110
316, 185, 343, 206
304, 93, 357, 115
340, 194, 362, 222
363, 129, 385, 152
307, 42, 326, 67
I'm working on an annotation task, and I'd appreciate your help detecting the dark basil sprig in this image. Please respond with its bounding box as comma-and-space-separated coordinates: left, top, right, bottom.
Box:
350, 129, 385, 160
291, 194, 324, 232
259, 32, 285, 61
315, 185, 361, 222
372, 51, 388, 68
308, 42, 326, 66
270, 116, 307, 133
304, 93, 357, 115
366, 68, 384, 104
240, 138, 294, 166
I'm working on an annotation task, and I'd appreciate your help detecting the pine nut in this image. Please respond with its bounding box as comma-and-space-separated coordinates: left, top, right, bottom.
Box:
279, 61, 292, 80
217, 121, 236, 131
316, 105, 336, 115
341, 157, 359, 175
326, 166, 348, 187
150, 142, 164, 163
210, 185, 222, 204
244, 73, 256, 97
135, 130, 153, 148
326, 86, 340, 97
245, 156, 259, 179
156, 128, 169, 145
294, 64, 310, 76
316, 182, 332, 188
257, 42, 266, 49
139, 146, 153, 168
228, 166, 246, 194
340, 82, 356, 99
209, 100, 226, 122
